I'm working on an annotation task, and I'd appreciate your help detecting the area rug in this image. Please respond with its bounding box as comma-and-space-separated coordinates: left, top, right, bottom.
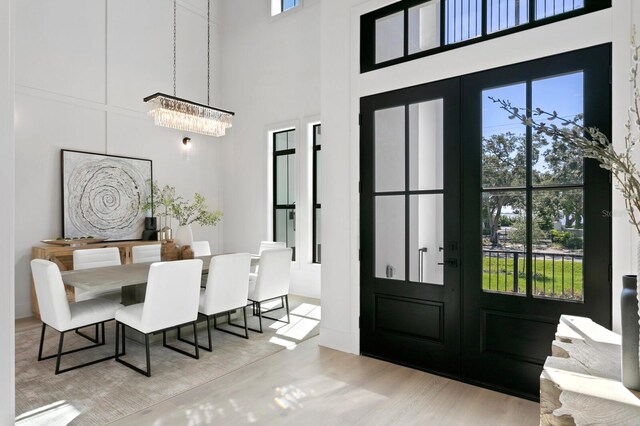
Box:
15, 296, 320, 426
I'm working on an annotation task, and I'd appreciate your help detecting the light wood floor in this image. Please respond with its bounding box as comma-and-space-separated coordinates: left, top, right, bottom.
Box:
108, 335, 539, 425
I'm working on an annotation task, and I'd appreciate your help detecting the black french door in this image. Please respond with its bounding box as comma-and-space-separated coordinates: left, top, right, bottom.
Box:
360, 78, 462, 376
461, 44, 611, 399
360, 44, 611, 400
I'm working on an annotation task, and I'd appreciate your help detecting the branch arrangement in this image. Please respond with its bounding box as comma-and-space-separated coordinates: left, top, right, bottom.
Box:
490, 34, 640, 234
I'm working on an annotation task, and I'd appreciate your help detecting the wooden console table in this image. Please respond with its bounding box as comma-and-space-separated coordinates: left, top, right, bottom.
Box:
31, 241, 160, 318
541, 315, 640, 425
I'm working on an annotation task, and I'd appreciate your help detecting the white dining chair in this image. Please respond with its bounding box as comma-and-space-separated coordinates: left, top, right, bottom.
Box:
178, 253, 252, 351
247, 248, 292, 333
131, 244, 162, 263
258, 240, 286, 255
192, 241, 211, 257
73, 247, 122, 302
31, 259, 122, 374
114, 259, 203, 377
254, 241, 286, 274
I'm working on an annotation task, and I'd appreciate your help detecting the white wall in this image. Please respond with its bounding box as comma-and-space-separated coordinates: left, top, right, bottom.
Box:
14, 0, 226, 318
219, 0, 321, 298
1, 0, 15, 420
319, 0, 635, 354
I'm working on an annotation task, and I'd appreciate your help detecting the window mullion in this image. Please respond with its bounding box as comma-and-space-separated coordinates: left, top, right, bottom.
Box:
525, 80, 533, 298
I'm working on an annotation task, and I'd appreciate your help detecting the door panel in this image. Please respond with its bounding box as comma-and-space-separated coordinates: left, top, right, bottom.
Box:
360, 78, 461, 377
461, 44, 611, 399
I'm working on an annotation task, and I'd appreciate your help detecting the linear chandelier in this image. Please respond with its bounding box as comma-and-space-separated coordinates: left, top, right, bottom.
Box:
144, 0, 233, 137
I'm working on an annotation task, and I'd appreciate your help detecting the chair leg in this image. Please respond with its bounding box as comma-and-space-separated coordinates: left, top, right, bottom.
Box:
206, 316, 212, 349
54, 331, 65, 374
145, 334, 151, 377
176, 314, 212, 352
115, 323, 151, 377
192, 321, 199, 360
285, 295, 290, 323
260, 296, 291, 324
74, 323, 100, 344
163, 323, 201, 359
37, 323, 47, 361
219, 307, 251, 339
39, 321, 115, 373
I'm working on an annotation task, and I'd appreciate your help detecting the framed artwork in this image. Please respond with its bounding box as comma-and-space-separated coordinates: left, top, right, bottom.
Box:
61, 150, 153, 241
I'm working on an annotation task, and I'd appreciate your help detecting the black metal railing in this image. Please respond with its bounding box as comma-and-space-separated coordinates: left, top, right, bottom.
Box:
445, 0, 482, 45
488, 0, 529, 33
483, 249, 583, 300
535, 0, 583, 20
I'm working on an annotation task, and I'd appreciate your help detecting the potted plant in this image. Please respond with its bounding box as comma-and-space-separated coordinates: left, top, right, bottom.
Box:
171, 193, 223, 247
491, 32, 640, 390
142, 181, 178, 240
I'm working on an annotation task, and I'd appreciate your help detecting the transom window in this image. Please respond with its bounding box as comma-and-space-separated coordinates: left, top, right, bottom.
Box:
271, 0, 299, 16
360, 0, 609, 72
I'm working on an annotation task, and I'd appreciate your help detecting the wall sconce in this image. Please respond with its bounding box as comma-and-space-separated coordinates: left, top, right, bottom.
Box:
182, 137, 192, 160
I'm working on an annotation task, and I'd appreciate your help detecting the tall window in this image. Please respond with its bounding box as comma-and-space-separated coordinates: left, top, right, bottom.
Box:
361, 0, 609, 72
272, 0, 299, 16
274, 129, 296, 260
481, 71, 585, 300
312, 124, 322, 263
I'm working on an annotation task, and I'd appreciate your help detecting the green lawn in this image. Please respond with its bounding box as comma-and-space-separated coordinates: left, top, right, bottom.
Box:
482, 254, 583, 300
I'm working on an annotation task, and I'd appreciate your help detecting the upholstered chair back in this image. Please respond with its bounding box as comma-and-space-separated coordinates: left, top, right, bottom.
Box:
192, 241, 211, 257
202, 253, 251, 315
253, 248, 292, 301
73, 247, 121, 270
132, 244, 161, 264
141, 259, 203, 332
31, 259, 71, 331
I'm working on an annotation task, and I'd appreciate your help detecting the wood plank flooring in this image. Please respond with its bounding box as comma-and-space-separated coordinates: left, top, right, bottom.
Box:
109, 336, 539, 425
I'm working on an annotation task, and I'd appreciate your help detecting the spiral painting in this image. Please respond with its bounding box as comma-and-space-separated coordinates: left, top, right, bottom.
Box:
62, 150, 152, 241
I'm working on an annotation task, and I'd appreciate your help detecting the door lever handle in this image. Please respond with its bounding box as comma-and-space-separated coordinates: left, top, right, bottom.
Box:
444, 258, 458, 267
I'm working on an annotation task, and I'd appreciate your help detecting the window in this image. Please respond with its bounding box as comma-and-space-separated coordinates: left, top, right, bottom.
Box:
273, 129, 296, 260
312, 124, 321, 263
481, 71, 585, 300
271, 0, 299, 16
360, 0, 610, 72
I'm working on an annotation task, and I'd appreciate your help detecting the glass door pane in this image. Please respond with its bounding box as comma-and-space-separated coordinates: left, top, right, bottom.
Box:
375, 196, 405, 280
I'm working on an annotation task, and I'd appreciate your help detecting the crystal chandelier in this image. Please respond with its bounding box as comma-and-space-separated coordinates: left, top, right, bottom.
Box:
144, 0, 233, 137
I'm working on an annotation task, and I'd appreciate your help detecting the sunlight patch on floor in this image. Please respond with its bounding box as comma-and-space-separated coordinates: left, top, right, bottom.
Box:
15, 400, 81, 426
274, 317, 320, 341
290, 303, 321, 320
268, 336, 297, 349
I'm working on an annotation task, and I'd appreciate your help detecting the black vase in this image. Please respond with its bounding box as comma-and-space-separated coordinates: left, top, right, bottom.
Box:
144, 217, 157, 230
621, 275, 640, 390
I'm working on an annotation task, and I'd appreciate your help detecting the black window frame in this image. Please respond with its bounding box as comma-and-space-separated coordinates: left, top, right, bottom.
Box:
360, 0, 611, 73
280, 0, 299, 14
312, 124, 321, 264
273, 129, 296, 261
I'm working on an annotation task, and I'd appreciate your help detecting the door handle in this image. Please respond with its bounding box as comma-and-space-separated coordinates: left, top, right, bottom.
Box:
444, 258, 458, 267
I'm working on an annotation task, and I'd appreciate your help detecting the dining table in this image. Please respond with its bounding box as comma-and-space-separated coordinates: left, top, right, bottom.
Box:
60, 254, 260, 306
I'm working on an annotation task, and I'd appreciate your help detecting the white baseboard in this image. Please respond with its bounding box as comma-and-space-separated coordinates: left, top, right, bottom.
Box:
318, 327, 355, 354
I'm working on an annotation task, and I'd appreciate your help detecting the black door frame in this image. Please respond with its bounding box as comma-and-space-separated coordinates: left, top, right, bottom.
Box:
359, 43, 612, 401
460, 43, 612, 399
360, 77, 462, 377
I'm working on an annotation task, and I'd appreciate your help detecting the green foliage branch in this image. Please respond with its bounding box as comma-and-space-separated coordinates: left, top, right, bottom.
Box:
490, 34, 640, 234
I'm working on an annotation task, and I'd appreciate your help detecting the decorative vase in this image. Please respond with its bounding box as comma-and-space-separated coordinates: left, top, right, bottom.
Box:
181, 245, 194, 260
622, 275, 640, 390
174, 224, 194, 248
161, 240, 179, 261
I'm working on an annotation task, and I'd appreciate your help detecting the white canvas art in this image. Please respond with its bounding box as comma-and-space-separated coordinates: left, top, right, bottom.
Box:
62, 150, 152, 240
